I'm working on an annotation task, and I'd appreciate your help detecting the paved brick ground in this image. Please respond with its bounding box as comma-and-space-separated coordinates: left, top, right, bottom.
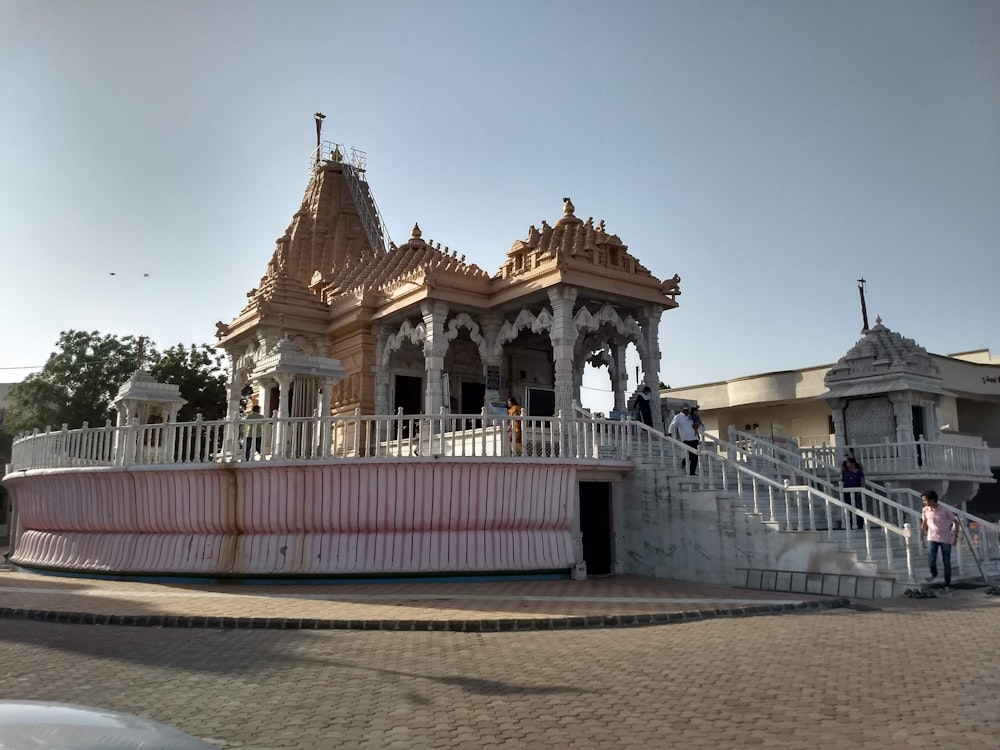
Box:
0, 591, 997, 749
0, 568, 844, 629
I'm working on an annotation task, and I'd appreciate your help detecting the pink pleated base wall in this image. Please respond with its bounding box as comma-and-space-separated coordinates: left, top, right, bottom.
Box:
6, 460, 577, 576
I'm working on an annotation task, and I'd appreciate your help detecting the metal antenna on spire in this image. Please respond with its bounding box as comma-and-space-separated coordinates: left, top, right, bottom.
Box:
857, 278, 870, 333
314, 112, 325, 165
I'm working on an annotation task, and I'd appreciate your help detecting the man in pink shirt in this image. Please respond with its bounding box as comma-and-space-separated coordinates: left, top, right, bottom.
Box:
920, 490, 960, 591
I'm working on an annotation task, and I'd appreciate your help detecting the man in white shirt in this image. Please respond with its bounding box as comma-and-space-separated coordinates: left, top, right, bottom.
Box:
667, 405, 700, 475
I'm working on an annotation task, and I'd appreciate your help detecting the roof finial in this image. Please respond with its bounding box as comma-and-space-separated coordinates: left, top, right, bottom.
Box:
857, 278, 870, 333
563, 197, 575, 216
411, 223, 422, 239
314, 113, 325, 165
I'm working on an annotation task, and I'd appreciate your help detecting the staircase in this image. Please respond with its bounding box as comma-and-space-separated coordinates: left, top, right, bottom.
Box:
624, 423, 999, 598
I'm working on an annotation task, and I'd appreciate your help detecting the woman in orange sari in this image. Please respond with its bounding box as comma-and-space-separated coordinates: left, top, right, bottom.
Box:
506, 397, 523, 455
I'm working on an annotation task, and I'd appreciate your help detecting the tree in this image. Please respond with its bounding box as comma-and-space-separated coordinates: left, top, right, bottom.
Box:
150, 344, 228, 422
3, 331, 228, 433
3, 331, 144, 433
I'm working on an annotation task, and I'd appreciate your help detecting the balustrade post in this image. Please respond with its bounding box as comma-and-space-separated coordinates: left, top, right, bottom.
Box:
353, 408, 362, 458
57, 424, 69, 469
123, 418, 139, 466
394, 407, 404, 457
903, 523, 915, 582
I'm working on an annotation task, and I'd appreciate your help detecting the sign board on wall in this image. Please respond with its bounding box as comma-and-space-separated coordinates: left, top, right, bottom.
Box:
486, 365, 501, 392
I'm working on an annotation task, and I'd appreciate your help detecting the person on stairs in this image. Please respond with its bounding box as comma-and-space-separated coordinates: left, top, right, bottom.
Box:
635, 386, 654, 427
920, 490, 960, 593
841, 456, 866, 529
667, 405, 700, 475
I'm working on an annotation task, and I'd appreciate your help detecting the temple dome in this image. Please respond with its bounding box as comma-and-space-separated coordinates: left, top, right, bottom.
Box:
824, 317, 946, 396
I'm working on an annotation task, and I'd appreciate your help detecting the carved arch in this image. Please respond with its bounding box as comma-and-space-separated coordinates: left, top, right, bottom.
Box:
445, 312, 488, 362
381, 319, 426, 367
573, 304, 649, 361
491, 307, 554, 359
228, 341, 260, 382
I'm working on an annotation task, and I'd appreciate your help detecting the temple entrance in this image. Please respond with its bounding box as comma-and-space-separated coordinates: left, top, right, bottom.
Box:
579, 481, 613, 576
461, 381, 486, 416
394, 375, 423, 415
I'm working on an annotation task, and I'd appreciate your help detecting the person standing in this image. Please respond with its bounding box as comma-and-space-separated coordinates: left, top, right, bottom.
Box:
243, 404, 265, 461
920, 490, 960, 592
667, 405, 700, 475
635, 386, 654, 427
506, 396, 523, 456
841, 456, 866, 529
689, 406, 704, 436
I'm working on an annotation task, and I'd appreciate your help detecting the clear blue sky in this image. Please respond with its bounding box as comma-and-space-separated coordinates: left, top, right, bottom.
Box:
2, 1, 998, 411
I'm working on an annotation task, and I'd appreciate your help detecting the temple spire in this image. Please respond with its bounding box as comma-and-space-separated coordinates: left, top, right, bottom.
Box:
858, 278, 870, 333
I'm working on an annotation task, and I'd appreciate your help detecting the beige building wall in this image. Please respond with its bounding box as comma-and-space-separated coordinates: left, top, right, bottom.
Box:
665, 352, 1000, 454
666, 365, 834, 445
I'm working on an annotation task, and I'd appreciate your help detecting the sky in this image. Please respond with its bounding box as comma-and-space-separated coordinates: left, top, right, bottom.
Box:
1, 0, 998, 414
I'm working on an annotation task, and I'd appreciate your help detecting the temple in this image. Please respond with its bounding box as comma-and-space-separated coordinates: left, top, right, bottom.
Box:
4, 127, 997, 598
215, 141, 679, 429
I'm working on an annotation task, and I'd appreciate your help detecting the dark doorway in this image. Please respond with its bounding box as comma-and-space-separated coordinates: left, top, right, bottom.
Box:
394, 375, 423, 440
461, 381, 486, 415
526, 387, 555, 418
912, 405, 926, 466
579, 482, 612, 576
394, 375, 423, 415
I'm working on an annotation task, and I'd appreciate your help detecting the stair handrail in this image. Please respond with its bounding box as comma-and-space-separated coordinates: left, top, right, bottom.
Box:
706, 431, 921, 529
641, 427, 910, 535
727, 427, 1000, 577
707, 432, 917, 578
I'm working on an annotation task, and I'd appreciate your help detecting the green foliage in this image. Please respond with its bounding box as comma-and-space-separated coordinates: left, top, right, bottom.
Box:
3, 331, 228, 433
4, 331, 144, 433
150, 344, 227, 422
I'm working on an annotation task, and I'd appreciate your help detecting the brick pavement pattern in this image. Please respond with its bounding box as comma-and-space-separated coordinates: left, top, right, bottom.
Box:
1, 591, 998, 749
0, 570, 843, 628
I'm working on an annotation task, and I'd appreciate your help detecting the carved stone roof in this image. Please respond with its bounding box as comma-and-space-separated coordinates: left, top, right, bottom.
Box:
823, 317, 950, 397
112, 370, 186, 408
220, 174, 681, 350
312, 223, 491, 301
252, 336, 346, 381
498, 198, 674, 295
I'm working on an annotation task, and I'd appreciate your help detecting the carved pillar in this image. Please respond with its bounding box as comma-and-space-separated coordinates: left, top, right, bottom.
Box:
318, 377, 335, 457
888, 393, 915, 443
222, 363, 247, 458
421, 301, 449, 415
481, 313, 503, 405
548, 287, 578, 416
828, 398, 846, 448
272, 373, 293, 458
373, 325, 391, 415
640, 306, 664, 430
613, 340, 627, 412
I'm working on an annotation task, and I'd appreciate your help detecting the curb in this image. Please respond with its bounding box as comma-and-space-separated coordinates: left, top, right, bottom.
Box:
0, 598, 850, 632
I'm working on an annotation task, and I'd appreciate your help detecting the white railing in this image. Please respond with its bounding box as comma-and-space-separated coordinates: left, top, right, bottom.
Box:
885, 486, 1000, 579
729, 428, 1000, 580
799, 437, 991, 479
8, 408, 643, 472
638, 428, 919, 579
